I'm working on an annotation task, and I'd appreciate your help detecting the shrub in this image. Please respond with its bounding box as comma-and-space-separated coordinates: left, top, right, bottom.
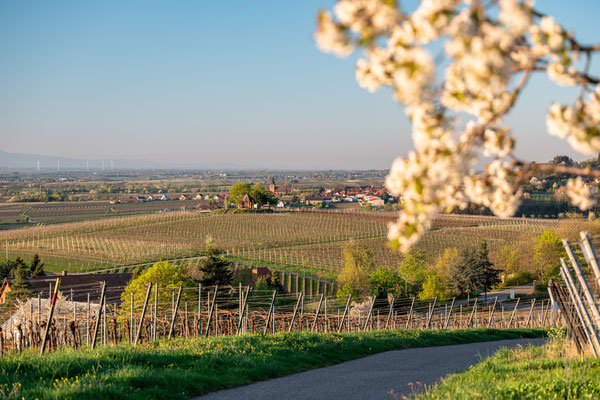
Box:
369, 267, 406, 298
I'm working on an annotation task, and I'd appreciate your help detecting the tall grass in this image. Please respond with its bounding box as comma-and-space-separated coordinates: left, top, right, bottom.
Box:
0, 328, 545, 400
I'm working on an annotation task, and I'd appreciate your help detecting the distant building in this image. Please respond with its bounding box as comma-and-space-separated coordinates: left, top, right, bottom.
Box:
303, 195, 323, 205
196, 203, 219, 212
269, 179, 293, 195
364, 196, 384, 207
160, 194, 170, 201
239, 194, 255, 209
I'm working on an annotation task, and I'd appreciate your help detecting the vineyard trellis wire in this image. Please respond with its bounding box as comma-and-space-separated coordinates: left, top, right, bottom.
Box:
0, 280, 554, 355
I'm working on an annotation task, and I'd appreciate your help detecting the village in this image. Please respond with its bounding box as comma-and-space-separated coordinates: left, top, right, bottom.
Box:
114, 179, 396, 211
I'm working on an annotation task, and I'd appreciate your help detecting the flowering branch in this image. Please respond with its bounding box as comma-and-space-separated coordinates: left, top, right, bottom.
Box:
314, 0, 600, 251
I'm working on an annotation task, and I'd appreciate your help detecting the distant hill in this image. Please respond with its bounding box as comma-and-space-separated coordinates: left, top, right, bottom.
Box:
0, 150, 168, 170
0, 150, 250, 170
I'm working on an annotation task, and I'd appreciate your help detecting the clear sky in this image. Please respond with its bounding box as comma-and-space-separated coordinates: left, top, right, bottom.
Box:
1, 1, 599, 169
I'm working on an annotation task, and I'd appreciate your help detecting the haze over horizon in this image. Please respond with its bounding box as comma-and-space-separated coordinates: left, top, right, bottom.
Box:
1, 1, 600, 169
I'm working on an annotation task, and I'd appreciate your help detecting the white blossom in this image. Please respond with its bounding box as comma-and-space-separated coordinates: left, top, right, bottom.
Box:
499, 0, 533, 37
547, 86, 600, 154
334, 0, 400, 36
314, 11, 354, 57
546, 62, 578, 86
566, 177, 596, 210
314, 0, 600, 252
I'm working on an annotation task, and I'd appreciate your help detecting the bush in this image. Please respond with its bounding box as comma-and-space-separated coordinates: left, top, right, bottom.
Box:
503, 270, 533, 287
534, 280, 548, 293
336, 282, 360, 303
368, 267, 406, 298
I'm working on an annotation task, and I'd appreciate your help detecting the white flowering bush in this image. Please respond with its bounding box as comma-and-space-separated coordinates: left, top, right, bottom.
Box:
314, 0, 600, 252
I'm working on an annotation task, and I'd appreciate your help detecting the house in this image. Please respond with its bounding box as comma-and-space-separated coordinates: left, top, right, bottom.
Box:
0, 272, 132, 305
178, 194, 188, 201
146, 195, 155, 202
239, 194, 255, 209
160, 194, 170, 201
194, 194, 204, 200
196, 203, 219, 212
137, 196, 146, 203
303, 195, 323, 205
276, 200, 287, 208
269, 179, 293, 195
364, 196, 384, 207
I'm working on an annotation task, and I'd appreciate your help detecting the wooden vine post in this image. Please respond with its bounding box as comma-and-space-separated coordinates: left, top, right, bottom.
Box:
134, 283, 152, 346
168, 286, 183, 339
40, 278, 61, 355
338, 294, 352, 333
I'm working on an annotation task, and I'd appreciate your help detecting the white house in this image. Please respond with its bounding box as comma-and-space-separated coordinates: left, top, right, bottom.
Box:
160, 194, 170, 201
364, 196, 384, 207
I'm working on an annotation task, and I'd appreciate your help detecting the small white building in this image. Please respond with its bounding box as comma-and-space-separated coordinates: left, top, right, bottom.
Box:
364, 196, 384, 207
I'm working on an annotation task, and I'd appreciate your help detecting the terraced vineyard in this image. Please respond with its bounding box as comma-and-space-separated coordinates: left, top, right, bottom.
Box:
0, 209, 587, 279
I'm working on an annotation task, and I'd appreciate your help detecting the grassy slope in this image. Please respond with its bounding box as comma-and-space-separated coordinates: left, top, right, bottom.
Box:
418, 341, 600, 399
0, 328, 545, 400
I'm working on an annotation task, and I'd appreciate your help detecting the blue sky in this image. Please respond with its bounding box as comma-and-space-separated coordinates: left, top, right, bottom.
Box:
1, 1, 599, 169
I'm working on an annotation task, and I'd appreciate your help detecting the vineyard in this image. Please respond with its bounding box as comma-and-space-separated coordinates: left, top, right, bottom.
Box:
0, 281, 552, 355
0, 209, 591, 280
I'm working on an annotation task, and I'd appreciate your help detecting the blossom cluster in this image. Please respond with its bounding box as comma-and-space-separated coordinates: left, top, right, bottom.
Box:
314, 0, 600, 251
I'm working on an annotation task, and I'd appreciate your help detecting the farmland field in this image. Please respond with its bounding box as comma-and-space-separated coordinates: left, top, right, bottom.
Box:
0, 208, 590, 280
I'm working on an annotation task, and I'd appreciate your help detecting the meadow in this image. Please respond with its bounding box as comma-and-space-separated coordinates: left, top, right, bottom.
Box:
0, 209, 591, 280
418, 334, 600, 399
0, 328, 545, 400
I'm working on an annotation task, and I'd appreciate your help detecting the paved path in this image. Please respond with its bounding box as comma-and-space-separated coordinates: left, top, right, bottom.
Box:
195, 338, 545, 400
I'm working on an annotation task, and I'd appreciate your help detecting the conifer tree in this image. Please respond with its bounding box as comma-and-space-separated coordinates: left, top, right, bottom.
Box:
198, 247, 233, 286
29, 254, 45, 277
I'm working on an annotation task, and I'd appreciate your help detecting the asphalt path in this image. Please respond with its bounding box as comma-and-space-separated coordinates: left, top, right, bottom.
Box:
195, 338, 545, 400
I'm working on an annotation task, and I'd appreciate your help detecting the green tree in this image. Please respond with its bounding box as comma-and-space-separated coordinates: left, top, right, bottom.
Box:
337, 240, 372, 300
419, 274, 449, 300
29, 254, 45, 277
0, 259, 18, 280
447, 242, 501, 298
197, 247, 234, 286
229, 183, 252, 204
477, 241, 502, 301
431, 247, 458, 286
368, 267, 406, 298
496, 244, 522, 276
120, 261, 195, 315
336, 282, 360, 302
251, 184, 277, 206
447, 247, 482, 296
255, 272, 285, 293
533, 229, 565, 280
4, 258, 35, 304
398, 249, 428, 295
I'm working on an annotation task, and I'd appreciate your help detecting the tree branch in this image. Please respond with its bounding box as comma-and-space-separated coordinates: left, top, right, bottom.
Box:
516, 161, 600, 179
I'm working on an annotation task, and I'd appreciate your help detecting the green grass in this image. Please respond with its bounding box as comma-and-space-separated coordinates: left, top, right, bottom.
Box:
417, 339, 600, 399
0, 328, 545, 400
